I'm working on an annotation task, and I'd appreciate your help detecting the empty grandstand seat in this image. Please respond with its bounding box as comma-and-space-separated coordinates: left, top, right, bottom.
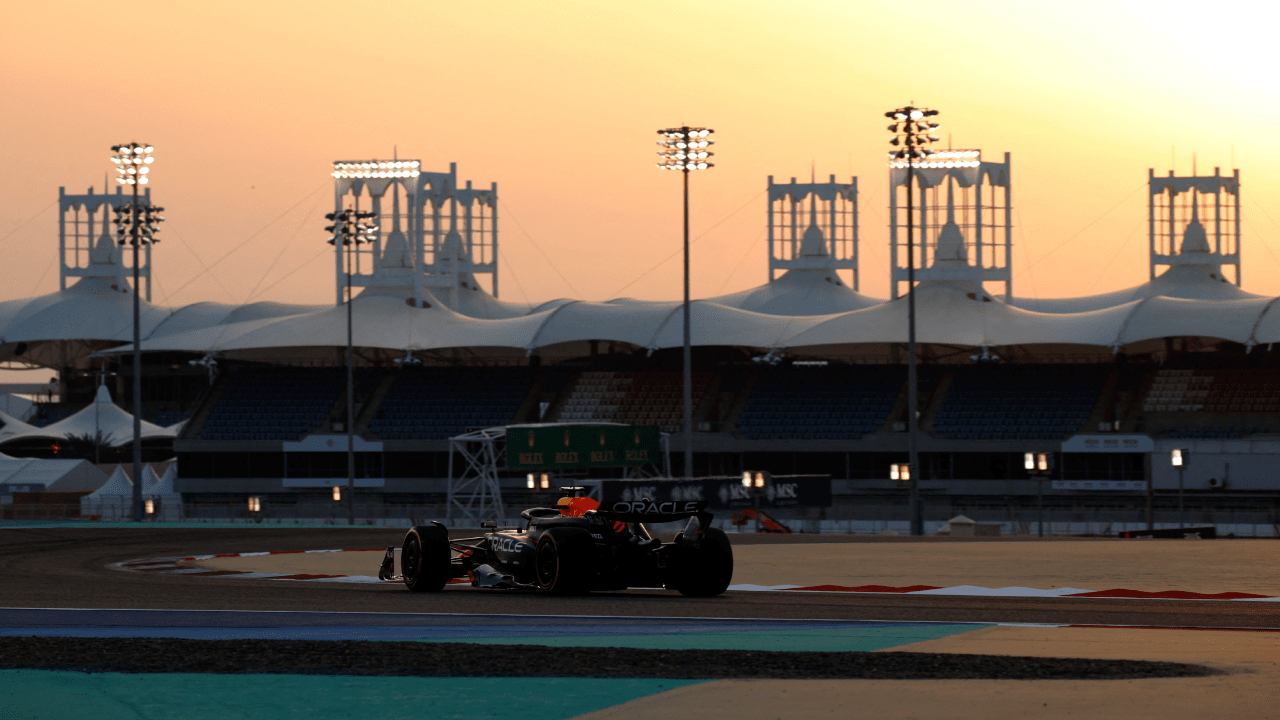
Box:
932, 366, 1105, 441
199, 367, 345, 441
1141, 369, 1280, 419
549, 370, 713, 430
367, 366, 534, 440
735, 367, 903, 440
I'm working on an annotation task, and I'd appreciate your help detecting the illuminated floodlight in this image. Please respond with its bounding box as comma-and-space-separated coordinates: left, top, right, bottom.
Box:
332, 159, 422, 179
655, 127, 715, 171
110, 142, 154, 185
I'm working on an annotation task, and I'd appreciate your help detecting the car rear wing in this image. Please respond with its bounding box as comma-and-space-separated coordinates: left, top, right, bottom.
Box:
592, 499, 708, 524
588, 500, 713, 544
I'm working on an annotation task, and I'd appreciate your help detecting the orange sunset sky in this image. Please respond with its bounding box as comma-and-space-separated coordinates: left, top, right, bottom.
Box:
4, 0, 1280, 311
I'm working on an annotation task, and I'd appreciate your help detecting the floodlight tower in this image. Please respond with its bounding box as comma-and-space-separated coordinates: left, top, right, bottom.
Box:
1148, 167, 1241, 284
656, 125, 715, 479
108, 142, 162, 522
324, 207, 377, 526
767, 175, 859, 288
330, 160, 500, 308
889, 150, 1013, 300
886, 105, 939, 537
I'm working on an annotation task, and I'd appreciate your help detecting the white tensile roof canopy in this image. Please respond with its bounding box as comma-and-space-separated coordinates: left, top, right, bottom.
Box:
6, 163, 1271, 364
87, 271, 1280, 359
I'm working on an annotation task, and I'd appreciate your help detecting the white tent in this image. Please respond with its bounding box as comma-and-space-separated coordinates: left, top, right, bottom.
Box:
0, 453, 106, 495
0, 393, 36, 421
150, 463, 177, 495
140, 464, 162, 494
144, 463, 182, 521
79, 465, 133, 520
0, 410, 39, 443
0, 385, 176, 447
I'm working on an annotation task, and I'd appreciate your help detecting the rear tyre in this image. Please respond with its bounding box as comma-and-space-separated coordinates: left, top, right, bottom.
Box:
403, 524, 451, 592
670, 527, 733, 597
534, 527, 593, 595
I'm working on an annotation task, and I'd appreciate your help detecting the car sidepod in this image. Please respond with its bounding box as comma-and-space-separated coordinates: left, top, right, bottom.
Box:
485, 530, 539, 585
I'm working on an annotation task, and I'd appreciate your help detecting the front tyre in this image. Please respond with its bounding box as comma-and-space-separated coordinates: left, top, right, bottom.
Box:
403, 524, 450, 592
670, 527, 733, 597
534, 527, 593, 595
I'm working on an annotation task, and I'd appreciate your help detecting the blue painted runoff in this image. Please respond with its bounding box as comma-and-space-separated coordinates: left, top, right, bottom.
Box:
0, 670, 700, 720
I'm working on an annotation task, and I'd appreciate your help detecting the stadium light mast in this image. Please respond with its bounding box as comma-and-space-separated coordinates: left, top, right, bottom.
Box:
325, 206, 377, 525
656, 126, 714, 479
109, 142, 161, 522
886, 105, 940, 536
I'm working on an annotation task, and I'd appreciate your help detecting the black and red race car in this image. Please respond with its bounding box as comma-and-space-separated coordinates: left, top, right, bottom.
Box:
379, 491, 733, 596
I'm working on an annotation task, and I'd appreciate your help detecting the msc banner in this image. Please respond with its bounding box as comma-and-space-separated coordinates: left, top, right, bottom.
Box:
506, 425, 661, 469
598, 477, 832, 509
1052, 479, 1146, 492
1060, 435, 1154, 453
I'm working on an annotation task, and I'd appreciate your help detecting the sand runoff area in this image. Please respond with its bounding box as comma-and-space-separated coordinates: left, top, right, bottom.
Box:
192, 537, 1280, 596
579, 625, 1280, 720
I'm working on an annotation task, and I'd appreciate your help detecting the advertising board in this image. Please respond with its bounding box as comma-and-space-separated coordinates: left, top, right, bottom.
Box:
506, 425, 661, 469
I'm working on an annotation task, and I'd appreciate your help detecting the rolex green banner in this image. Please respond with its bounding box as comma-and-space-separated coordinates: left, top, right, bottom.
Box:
506, 425, 661, 469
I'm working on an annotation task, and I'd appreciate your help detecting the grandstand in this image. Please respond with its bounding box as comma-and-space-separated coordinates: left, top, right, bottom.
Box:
932, 367, 1106, 441
737, 367, 901, 440
200, 368, 345, 441
369, 367, 532, 440
551, 370, 714, 432
0, 155, 1276, 532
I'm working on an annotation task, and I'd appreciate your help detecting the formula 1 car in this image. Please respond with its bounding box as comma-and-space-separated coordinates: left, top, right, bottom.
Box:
379, 491, 733, 596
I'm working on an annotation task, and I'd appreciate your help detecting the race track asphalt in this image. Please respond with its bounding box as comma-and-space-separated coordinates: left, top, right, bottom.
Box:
3, 525, 1279, 629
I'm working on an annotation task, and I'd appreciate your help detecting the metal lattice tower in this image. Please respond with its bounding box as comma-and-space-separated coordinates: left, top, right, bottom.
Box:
59, 185, 152, 299
446, 424, 672, 523
889, 150, 1012, 300
447, 426, 509, 523
767, 175, 859, 289
331, 161, 499, 306
1149, 167, 1241, 285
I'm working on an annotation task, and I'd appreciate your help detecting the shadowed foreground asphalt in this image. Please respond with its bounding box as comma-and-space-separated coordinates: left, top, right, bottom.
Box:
0, 636, 1216, 680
